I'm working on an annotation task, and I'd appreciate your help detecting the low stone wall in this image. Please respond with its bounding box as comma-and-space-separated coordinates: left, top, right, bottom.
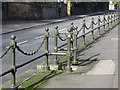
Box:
7, 3, 42, 20
2, 2, 109, 20
42, 3, 67, 19
42, 7, 57, 19
2, 2, 67, 20
71, 2, 109, 15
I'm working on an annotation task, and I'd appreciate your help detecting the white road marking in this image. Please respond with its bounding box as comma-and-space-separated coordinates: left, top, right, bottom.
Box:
6, 35, 45, 48
6, 46, 9, 49
35, 35, 44, 40
6, 40, 28, 48
17, 40, 28, 45
14, 25, 20, 26
59, 28, 66, 32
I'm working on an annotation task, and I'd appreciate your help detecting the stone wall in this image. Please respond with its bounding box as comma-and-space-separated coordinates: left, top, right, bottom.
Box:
71, 2, 109, 15
7, 3, 43, 20
2, 2, 109, 20
42, 7, 57, 19
42, 3, 67, 19
2, 2, 67, 20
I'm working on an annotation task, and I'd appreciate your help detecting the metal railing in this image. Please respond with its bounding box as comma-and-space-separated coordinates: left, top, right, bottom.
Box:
0, 12, 120, 88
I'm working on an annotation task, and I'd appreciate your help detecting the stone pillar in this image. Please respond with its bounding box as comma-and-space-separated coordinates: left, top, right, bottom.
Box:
109, 1, 115, 10
67, 1, 71, 16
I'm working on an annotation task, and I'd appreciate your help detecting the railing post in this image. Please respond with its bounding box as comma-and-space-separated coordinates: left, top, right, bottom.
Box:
107, 14, 110, 30
116, 12, 117, 22
111, 13, 113, 27
70, 22, 74, 49
114, 13, 116, 25
103, 14, 106, 32
54, 26, 58, 65
117, 12, 119, 23
114, 12, 116, 24
116, 12, 118, 23
83, 19, 86, 45
66, 29, 72, 73
91, 18, 94, 40
117, 13, 120, 23
115, 12, 117, 20
98, 16, 100, 35
118, 12, 120, 23
10, 35, 16, 88
73, 27, 78, 65
45, 28, 50, 70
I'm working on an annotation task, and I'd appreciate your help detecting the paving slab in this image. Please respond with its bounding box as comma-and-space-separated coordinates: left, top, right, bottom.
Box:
86, 60, 115, 75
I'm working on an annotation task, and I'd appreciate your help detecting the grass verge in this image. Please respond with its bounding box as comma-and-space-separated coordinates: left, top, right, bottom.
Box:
18, 70, 63, 89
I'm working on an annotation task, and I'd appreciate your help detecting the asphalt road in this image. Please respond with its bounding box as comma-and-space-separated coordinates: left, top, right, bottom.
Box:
0, 12, 115, 85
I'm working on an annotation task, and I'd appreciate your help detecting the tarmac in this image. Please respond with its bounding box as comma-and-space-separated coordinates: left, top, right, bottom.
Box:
2, 11, 109, 34
43, 25, 119, 88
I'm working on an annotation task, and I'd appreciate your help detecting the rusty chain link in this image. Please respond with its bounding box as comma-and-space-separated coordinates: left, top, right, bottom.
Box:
111, 15, 113, 19
85, 24, 91, 30
57, 33, 67, 41
93, 21, 97, 25
0, 46, 11, 59
59, 33, 68, 37
99, 19, 103, 23
108, 15, 111, 19
16, 37, 45, 56
77, 25, 83, 35
104, 17, 108, 21
49, 33, 55, 38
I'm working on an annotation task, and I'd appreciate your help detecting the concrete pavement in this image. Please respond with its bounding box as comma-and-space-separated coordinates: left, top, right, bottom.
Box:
43, 25, 119, 88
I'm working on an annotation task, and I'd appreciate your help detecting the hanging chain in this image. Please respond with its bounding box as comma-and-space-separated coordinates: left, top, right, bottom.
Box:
16, 37, 45, 56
